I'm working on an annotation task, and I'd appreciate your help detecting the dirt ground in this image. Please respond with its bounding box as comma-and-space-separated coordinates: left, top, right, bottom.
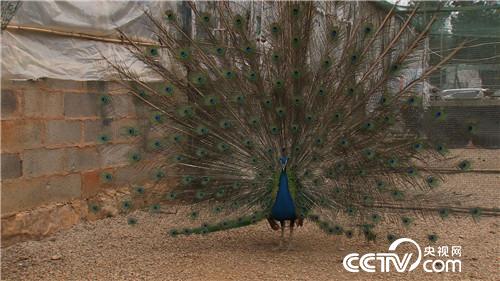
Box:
2, 148, 499, 281
1, 208, 498, 280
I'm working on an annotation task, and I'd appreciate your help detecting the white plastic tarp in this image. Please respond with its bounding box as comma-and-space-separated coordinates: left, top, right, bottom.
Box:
1, 1, 175, 81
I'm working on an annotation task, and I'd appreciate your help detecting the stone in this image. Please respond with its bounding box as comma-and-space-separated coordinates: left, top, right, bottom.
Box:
1, 153, 22, 179
23, 148, 66, 177
1, 120, 44, 153
114, 165, 150, 185
110, 118, 141, 141
1, 89, 18, 118
1, 200, 84, 246
45, 79, 85, 92
98, 143, 136, 167
1, 174, 81, 214
110, 95, 137, 117
83, 119, 112, 143
64, 93, 100, 117
65, 147, 100, 172
23, 88, 64, 118
81, 169, 113, 198
46, 120, 81, 145
86, 81, 107, 93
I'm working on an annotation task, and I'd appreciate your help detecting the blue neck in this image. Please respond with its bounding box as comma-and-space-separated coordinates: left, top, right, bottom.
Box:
270, 171, 296, 221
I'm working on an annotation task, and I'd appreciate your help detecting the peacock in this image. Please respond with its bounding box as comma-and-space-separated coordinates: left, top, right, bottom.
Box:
93, 1, 498, 249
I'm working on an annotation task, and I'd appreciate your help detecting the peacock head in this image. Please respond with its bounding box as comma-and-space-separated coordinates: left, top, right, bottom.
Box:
280, 148, 289, 171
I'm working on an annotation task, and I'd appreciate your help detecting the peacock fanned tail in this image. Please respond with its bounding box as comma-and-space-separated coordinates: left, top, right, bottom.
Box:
93, 1, 498, 243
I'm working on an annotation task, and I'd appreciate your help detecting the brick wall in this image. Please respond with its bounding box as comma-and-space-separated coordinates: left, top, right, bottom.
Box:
1, 79, 143, 244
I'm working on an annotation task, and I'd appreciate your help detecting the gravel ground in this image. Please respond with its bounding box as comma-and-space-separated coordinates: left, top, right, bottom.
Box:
2, 148, 499, 281
1, 208, 498, 280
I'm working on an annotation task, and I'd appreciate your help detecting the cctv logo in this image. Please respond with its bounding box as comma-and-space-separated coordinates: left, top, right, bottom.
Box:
343, 238, 462, 273
343, 238, 421, 273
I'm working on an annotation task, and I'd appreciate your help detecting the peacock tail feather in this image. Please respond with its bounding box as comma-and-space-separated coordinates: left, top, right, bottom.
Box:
92, 1, 498, 243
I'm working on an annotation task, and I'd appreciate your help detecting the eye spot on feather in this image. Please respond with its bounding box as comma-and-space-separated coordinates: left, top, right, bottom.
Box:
247, 72, 257, 81
124, 126, 139, 137
436, 144, 448, 155
413, 142, 423, 150
179, 50, 189, 60
362, 121, 375, 131
214, 47, 225, 56
189, 211, 199, 220
350, 54, 358, 63
150, 204, 161, 213
426, 176, 440, 188
330, 28, 338, 40
387, 158, 398, 167
89, 203, 100, 213
376, 180, 386, 189
121, 200, 132, 210
401, 216, 412, 226
438, 208, 450, 218
322, 59, 331, 68
166, 191, 177, 200
129, 152, 141, 163
133, 186, 145, 195
339, 138, 349, 147
234, 16, 243, 27
270, 125, 280, 134
99, 95, 111, 106
458, 160, 471, 171
200, 13, 211, 24
387, 234, 396, 242
154, 170, 166, 180
470, 207, 482, 218
169, 229, 179, 237
346, 206, 356, 216
244, 46, 253, 54
127, 217, 138, 225
98, 134, 110, 144
101, 172, 113, 183
407, 167, 417, 176
164, 10, 176, 21
427, 234, 438, 243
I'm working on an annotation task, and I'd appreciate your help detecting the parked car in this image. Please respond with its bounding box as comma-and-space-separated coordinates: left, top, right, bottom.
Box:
431, 88, 488, 101
491, 89, 500, 99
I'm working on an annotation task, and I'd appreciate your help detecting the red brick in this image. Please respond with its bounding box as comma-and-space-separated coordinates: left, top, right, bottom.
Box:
1, 120, 44, 153
81, 168, 113, 198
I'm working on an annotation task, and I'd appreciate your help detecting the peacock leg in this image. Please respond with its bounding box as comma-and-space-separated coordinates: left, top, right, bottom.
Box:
279, 221, 285, 248
287, 220, 295, 250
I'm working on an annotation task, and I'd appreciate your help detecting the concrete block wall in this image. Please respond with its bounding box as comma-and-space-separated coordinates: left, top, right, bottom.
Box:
1, 79, 144, 245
